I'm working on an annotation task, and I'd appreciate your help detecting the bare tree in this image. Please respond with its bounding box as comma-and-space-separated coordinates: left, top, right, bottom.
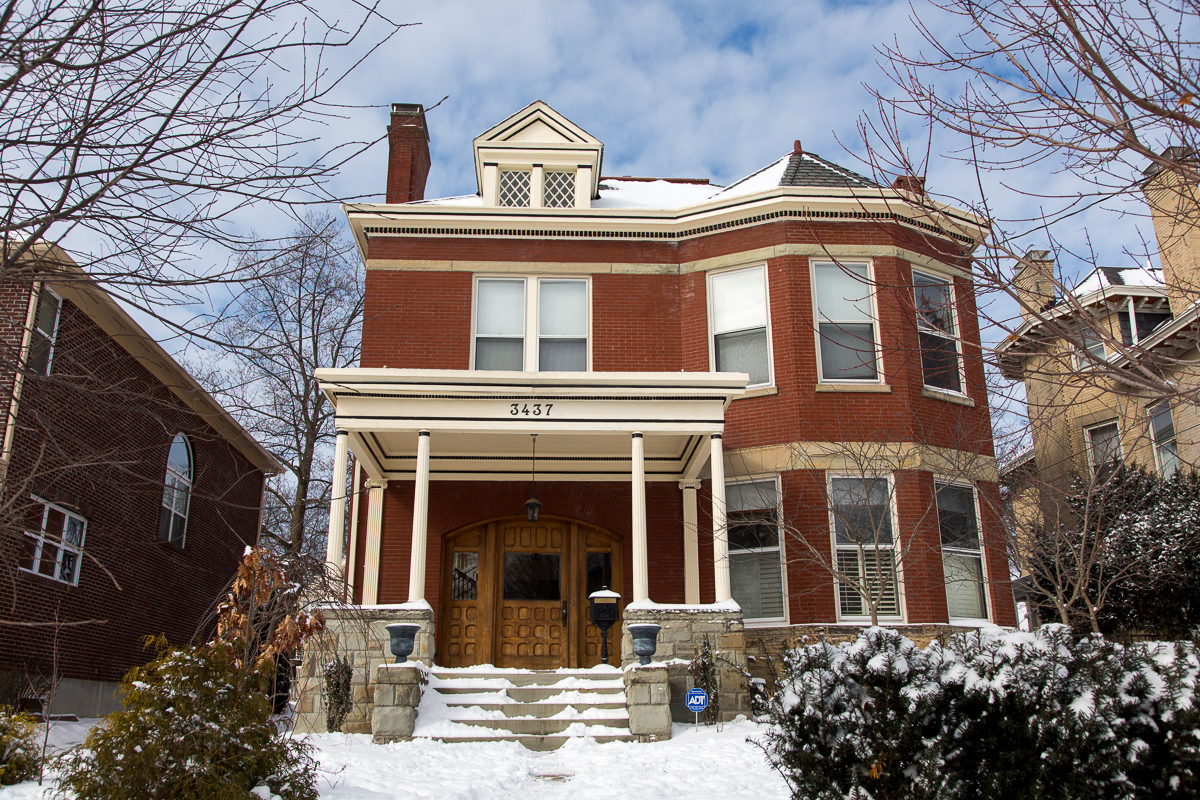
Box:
187, 213, 362, 559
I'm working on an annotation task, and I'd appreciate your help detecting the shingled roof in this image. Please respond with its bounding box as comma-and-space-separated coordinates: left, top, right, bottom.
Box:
779, 151, 879, 189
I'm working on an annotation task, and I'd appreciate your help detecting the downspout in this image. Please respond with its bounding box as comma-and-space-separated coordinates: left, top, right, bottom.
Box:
0, 283, 42, 489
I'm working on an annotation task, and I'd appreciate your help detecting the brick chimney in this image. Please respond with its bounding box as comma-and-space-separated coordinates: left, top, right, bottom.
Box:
1143, 146, 1200, 315
1014, 250, 1057, 320
891, 175, 926, 197
386, 103, 431, 204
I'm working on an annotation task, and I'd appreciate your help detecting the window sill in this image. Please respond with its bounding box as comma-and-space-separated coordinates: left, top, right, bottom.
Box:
157, 538, 186, 552
18, 566, 76, 587
742, 617, 789, 629
816, 383, 891, 393
947, 617, 992, 627
921, 387, 975, 406
733, 385, 778, 400
834, 617, 907, 626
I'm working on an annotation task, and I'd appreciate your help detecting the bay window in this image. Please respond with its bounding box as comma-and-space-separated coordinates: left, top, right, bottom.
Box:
936, 482, 988, 621
913, 271, 962, 393
710, 265, 771, 387
726, 479, 785, 622
829, 476, 900, 619
814, 262, 879, 382
473, 277, 589, 371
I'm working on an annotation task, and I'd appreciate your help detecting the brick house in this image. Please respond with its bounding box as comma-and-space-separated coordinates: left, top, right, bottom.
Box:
302, 101, 1015, 734
0, 245, 278, 716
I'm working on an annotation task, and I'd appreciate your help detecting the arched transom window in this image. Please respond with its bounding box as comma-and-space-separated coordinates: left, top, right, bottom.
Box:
159, 434, 192, 546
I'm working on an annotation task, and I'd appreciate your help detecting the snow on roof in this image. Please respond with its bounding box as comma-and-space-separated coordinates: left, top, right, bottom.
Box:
592, 178, 722, 209
1071, 265, 1164, 296
708, 155, 791, 200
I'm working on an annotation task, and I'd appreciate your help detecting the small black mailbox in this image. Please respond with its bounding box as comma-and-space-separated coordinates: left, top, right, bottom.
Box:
588, 587, 621, 664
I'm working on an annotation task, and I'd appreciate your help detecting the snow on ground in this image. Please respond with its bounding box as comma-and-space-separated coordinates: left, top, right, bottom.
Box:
313, 720, 787, 800
6, 719, 788, 800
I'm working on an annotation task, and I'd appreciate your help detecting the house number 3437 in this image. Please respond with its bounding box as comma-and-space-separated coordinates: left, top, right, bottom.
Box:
510, 403, 553, 416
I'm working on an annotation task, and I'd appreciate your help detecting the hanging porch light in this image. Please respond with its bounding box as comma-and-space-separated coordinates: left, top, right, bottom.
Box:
524, 433, 542, 522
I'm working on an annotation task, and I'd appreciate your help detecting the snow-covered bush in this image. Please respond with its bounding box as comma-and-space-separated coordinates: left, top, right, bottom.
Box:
57, 638, 318, 800
0, 706, 39, 785
761, 626, 1200, 800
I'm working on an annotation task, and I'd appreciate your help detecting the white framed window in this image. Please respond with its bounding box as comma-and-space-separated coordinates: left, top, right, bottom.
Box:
542, 171, 576, 208
19, 497, 86, 585
1150, 405, 1182, 475
498, 170, 531, 207
1074, 329, 1106, 370
473, 277, 589, 372
829, 475, 901, 620
726, 478, 786, 623
913, 271, 963, 394
1085, 420, 1122, 480
936, 482, 989, 622
709, 265, 772, 387
813, 261, 880, 382
26, 287, 62, 376
160, 434, 193, 546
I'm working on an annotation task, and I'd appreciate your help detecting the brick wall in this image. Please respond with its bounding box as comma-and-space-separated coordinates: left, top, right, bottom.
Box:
0, 296, 265, 684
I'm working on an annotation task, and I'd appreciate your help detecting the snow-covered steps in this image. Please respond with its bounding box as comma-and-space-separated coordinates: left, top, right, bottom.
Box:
412, 666, 633, 751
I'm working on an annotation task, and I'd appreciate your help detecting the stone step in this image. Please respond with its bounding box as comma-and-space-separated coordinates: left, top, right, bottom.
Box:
431, 733, 636, 752
444, 702, 627, 717
449, 717, 630, 736
430, 670, 624, 687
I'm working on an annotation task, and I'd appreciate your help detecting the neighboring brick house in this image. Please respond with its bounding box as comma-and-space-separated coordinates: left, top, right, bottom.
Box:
998, 151, 1200, 534
305, 101, 1014, 732
0, 245, 278, 716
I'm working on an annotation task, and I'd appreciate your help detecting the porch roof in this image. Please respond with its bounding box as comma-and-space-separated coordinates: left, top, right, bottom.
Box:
316, 369, 748, 482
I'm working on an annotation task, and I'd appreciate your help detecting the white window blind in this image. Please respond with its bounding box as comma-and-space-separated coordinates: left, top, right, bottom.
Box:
711, 267, 770, 386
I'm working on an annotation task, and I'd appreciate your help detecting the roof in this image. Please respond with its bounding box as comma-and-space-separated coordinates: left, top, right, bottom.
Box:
25, 244, 282, 475
1071, 265, 1163, 295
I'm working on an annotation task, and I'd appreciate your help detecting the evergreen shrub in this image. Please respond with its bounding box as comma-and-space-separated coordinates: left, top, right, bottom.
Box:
57, 638, 318, 800
0, 706, 39, 785
322, 656, 353, 733
761, 626, 1200, 800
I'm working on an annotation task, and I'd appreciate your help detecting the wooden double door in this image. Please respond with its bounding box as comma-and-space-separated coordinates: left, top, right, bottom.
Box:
438, 515, 623, 669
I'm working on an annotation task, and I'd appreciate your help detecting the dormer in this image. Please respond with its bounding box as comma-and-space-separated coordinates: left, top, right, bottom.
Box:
473, 101, 604, 209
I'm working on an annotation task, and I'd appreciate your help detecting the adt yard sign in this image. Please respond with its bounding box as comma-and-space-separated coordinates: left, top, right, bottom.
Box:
685, 688, 709, 714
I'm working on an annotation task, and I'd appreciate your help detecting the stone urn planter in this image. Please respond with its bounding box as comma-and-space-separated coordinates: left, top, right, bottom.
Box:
628, 623, 662, 665
385, 623, 421, 663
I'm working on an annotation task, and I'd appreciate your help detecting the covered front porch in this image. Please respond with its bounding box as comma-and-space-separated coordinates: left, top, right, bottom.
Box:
318, 369, 748, 668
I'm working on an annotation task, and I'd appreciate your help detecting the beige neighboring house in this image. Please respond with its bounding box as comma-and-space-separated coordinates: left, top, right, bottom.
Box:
998, 149, 1200, 537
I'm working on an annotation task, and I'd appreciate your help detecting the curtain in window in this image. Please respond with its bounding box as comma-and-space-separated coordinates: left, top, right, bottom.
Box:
711, 267, 770, 385
538, 280, 586, 371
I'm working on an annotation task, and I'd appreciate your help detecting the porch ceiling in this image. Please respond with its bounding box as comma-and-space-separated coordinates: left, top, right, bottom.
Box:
316, 369, 748, 482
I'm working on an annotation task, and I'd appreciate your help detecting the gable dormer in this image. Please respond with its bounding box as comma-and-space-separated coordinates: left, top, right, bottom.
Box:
473, 101, 604, 209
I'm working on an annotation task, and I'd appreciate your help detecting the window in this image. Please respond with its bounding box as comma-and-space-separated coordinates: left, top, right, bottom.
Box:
936, 483, 988, 621
829, 476, 900, 619
726, 479, 785, 622
710, 266, 771, 387
473, 277, 588, 371
498, 170, 531, 207
160, 434, 192, 545
543, 171, 576, 208
19, 498, 86, 585
814, 262, 879, 382
913, 272, 962, 393
1074, 329, 1106, 370
1085, 421, 1122, 480
26, 287, 61, 376
1150, 405, 1181, 475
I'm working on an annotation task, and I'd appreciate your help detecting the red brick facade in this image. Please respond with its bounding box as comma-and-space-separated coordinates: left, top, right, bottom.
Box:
0, 281, 268, 695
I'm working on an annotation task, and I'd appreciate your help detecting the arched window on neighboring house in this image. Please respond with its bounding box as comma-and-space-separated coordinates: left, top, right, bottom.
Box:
160, 434, 192, 546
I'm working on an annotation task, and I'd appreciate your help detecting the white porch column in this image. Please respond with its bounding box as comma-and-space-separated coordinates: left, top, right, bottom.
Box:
631, 432, 649, 602
408, 430, 432, 603
324, 429, 350, 576
680, 479, 701, 604
710, 433, 732, 603
345, 461, 363, 601
361, 479, 388, 605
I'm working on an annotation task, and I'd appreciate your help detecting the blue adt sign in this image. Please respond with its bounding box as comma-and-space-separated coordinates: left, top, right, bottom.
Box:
685, 688, 709, 713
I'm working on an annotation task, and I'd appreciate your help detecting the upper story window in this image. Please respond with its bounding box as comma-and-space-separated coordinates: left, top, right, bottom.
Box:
936, 482, 989, 621
474, 277, 589, 371
27, 287, 62, 376
1085, 420, 1121, 481
709, 266, 772, 387
19, 497, 86, 585
542, 171, 576, 208
913, 271, 963, 394
1074, 328, 1106, 370
726, 479, 785, 623
160, 434, 193, 546
814, 261, 880, 382
829, 475, 901, 620
1150, 404, 1181, 475
498, 170, 532, 207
